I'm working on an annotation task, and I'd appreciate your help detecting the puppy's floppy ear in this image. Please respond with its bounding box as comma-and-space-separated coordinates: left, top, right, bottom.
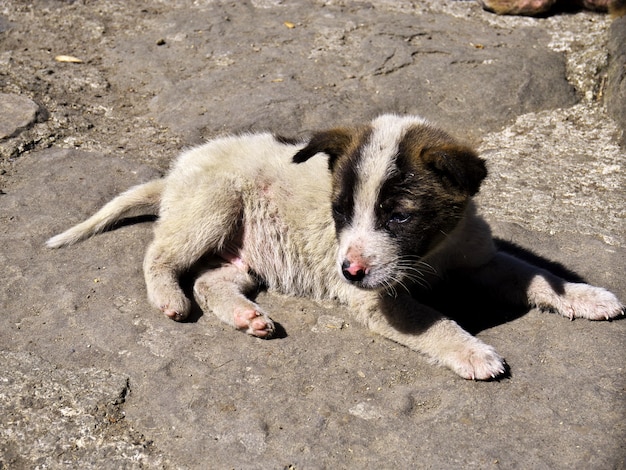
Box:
421, 145, 487, 196
292, 128, 354, 170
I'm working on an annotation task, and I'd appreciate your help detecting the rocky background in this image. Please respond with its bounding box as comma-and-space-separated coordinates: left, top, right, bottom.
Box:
0, 1, 624, 468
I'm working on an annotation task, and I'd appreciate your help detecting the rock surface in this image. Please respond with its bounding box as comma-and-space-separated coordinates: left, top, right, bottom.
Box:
0, 351, 167, 468
0, 1, 624, 469
607, 15, 626, 146
0, 93, 40, 140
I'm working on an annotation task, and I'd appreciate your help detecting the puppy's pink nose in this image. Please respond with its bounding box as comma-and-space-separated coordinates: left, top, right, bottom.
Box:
341, 259, 367, 282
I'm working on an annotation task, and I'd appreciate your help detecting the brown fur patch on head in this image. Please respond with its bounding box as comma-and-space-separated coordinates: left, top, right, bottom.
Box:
398, 125, 487, 198
420, 145, 487, 197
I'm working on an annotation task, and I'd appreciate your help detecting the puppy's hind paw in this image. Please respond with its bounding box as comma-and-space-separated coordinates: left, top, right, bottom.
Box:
159, 297, 191, 322
234, 307, 276, 339
449, 342, 507, 381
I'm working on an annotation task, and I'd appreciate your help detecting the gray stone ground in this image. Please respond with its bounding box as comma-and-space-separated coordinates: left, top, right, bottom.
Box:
0, 1, 624, 468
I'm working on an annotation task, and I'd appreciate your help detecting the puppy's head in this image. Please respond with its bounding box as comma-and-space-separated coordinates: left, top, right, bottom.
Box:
293, 114, 487, 291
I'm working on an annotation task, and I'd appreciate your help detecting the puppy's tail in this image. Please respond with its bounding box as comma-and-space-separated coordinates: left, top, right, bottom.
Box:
46, 179, 165, 248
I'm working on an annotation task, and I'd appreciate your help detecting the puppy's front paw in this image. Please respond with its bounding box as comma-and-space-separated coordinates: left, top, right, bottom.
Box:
555, 283, 624, 321
449, 342, 507, 381
234, 307, 275, 339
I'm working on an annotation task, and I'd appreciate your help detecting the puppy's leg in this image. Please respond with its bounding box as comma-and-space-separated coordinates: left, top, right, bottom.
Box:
193, 263, 275, 338
363, 295, 506, 380
143, 238, 193, 321
143, 187, 243, 321
471, 252, 624, 320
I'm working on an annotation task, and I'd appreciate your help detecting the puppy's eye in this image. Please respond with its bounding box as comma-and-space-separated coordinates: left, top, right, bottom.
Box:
332, 203, 347, 222
389, 213, 410, 224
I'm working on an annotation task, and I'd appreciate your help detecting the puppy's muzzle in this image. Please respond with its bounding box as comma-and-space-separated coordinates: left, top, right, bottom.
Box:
341, 259, 369, 283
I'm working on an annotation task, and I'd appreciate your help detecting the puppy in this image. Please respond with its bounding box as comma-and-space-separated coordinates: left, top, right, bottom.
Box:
47, 114, 624, 380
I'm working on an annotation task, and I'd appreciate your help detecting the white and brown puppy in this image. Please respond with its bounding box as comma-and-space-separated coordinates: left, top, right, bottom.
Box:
47, 114, 623, 380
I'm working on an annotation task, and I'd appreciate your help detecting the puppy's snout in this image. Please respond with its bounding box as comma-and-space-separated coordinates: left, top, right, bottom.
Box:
341, 259, 368, 282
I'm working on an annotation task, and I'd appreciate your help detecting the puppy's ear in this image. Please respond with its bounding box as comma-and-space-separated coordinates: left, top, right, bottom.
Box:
292, 128, 355, 170
421, 145, 487, 196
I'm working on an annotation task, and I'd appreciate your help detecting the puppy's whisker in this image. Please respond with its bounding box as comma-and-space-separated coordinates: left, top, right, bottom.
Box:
417, 261, 439, 277
390, 258, 436, 289
383, 275, 401, 294
393, 277, 412, 295
397, 256, 439, 277
385, 280, 399, 298
375, 260, 431, 292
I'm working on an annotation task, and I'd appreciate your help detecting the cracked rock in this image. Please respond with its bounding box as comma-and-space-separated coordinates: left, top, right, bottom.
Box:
0, 93, 41, 140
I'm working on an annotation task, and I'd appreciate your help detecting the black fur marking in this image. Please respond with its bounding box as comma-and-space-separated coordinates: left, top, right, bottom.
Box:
331, 163, 357, 232
292, 128, 354, 171
376, 172, 448, 257
329, 129, 374, 233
